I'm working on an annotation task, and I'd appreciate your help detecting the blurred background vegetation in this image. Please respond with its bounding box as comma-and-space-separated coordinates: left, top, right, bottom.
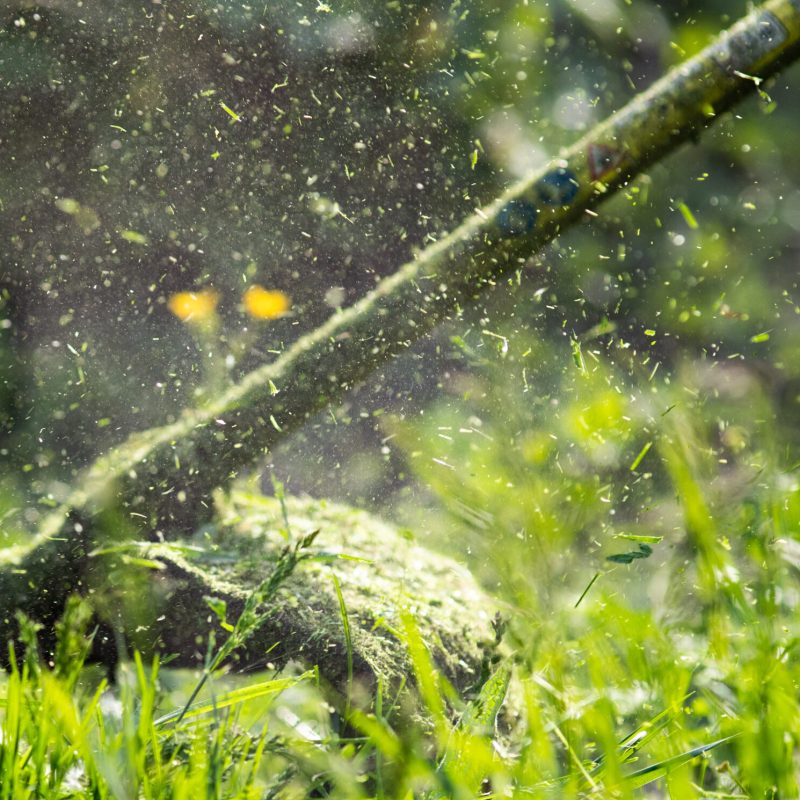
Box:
2, 0, 797, 562
1, 0, 800, 792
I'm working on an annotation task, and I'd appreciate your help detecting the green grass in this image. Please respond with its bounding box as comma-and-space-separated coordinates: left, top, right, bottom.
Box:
2, 351, 799, 798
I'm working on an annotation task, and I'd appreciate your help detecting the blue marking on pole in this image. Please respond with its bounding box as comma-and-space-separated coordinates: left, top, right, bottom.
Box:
498, 198, 538, 235
537, 167, 579, 206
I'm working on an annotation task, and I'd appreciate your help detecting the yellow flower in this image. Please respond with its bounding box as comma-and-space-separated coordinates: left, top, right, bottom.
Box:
243, 286, 292, 320
167, 290, 219, 322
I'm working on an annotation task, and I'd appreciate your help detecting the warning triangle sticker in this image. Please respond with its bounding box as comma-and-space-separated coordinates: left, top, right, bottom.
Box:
588, 143, 624, 180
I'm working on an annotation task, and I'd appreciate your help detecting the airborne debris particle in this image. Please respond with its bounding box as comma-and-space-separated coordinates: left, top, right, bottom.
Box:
220, 101, 241, 121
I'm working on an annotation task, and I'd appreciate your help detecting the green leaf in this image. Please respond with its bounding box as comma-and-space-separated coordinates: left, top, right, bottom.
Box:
629, 441, 653, 471
623, 735, 738, 790
458, 660, 511, 731
154, 671, 315, 727
607, 543, 654, 564
616, 534, 663, 544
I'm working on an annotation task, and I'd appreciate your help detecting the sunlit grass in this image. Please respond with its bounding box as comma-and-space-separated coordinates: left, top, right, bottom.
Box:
2, 347, 798, 797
